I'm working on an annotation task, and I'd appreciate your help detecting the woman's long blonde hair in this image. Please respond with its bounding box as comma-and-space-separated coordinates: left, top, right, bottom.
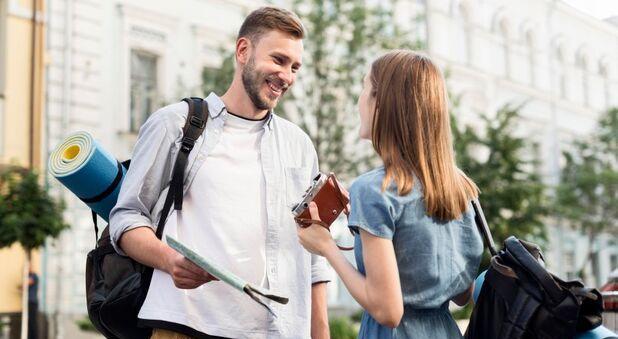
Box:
370, 50, 478, 221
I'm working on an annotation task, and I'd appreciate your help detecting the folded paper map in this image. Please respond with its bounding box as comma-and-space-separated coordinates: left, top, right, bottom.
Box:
166, 236, 289, 317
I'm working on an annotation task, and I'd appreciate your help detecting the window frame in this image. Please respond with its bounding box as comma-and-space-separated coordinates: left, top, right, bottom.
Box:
129, 49, 159, 133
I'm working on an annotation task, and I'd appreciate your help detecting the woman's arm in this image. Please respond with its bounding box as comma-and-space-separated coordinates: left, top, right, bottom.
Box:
325, 230, 403, 327
297, 202, 403, 328
451, 284, 474, 306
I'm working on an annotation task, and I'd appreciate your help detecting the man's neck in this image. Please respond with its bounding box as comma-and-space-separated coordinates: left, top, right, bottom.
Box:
220, 81, 269, 120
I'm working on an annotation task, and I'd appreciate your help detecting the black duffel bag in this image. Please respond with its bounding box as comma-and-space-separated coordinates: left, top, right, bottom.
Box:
466, 200, 604, 339
85, 97, 208, 339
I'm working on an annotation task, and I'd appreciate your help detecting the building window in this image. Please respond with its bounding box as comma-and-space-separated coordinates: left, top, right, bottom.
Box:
611, 253, 618, 271
599, 61, 610, 109
555, 45, 567, 98
458, 2, 472, 65
525, 31, 535, 86
498, 19, 510, 79
564, 250, 576, 280
130, 50, 158, 133
592, 250, 600, 286
576, 52, 589, 106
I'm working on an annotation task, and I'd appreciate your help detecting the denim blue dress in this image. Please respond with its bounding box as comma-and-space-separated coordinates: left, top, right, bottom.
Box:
348, 167, 483, 339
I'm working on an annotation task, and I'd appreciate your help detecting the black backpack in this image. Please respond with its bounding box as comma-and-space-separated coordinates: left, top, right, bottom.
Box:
466, 200, 605, 339
85, 97, 208, 339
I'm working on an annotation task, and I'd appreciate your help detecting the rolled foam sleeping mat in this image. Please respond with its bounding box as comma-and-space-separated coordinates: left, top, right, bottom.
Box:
49, 131, 126, 222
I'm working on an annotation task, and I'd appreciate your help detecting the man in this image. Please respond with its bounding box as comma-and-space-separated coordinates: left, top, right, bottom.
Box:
109, 7, 330, 339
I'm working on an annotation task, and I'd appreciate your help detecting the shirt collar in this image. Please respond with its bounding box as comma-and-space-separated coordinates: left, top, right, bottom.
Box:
205, 92, 274, 130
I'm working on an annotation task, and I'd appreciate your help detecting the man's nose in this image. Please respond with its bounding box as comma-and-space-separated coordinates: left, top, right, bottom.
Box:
278, 68, 294, 86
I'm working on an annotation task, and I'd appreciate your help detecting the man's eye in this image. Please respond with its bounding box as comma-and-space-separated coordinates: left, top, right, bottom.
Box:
273, 57, 283, 64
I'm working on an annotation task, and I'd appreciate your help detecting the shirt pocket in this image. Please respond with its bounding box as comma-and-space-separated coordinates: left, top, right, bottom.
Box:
284, 167, 313, 208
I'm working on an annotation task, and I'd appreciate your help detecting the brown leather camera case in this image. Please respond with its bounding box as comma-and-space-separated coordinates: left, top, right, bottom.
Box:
295, 174, 349, 226
294, 173, 352, 250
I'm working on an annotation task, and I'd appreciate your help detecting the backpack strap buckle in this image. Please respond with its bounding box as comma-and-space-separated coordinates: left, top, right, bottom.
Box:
180, 136, 196, 153
189, 115, 205, 129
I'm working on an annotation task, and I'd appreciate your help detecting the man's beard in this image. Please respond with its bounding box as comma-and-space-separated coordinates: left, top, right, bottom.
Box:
242, 55, 285, 111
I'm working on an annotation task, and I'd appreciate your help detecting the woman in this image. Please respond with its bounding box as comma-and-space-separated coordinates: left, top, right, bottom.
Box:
297, 50, 484, 338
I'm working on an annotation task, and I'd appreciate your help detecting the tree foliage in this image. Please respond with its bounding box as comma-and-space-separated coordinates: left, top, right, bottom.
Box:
451, 104, 548, 250
0, 166, 68, 251
555, 108, 618, 280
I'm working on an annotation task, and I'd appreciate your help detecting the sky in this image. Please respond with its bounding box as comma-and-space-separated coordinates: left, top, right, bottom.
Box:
562, 0, 618, 20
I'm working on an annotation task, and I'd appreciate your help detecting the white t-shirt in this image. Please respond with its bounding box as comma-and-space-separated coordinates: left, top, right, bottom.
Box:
139, 112, 274, 338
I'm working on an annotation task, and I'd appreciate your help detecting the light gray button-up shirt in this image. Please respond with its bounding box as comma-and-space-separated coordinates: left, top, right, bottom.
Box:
109, 93, 331, 338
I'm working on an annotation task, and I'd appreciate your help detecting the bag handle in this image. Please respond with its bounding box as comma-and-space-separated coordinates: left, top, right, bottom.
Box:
504, 236, 564, 304
471, 200, 563, 303
155, 97, 208, 239
471, 199, 498, 256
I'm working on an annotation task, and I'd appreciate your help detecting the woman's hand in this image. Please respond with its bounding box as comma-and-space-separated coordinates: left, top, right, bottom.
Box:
296, 202, 338, 257
334, 177, 351, 215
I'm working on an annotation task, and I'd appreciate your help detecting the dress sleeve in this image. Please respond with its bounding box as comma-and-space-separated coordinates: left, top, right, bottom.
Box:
347, 179, 396, 240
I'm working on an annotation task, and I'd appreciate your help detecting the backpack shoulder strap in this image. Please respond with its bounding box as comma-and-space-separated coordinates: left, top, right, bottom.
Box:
155, 97, 208, 239
498, 288, 541, 339
472, 199, 498, 256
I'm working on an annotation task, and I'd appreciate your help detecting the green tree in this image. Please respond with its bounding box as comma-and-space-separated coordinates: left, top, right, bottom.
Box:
449, 104, 548, 320
555, 108, 618, 284
0, 166, 69, 339
451, 104, 548, 251
202, 0, 423, 179
202, 49, 236, 97
329, 317, 357, 339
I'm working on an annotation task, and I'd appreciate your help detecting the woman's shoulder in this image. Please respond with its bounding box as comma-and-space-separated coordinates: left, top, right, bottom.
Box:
350, 167, 422, 205
351, 167, 386, 189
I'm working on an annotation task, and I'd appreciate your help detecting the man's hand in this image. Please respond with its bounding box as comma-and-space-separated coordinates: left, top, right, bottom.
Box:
164, 251, 218, 289
119, 226, 218, 289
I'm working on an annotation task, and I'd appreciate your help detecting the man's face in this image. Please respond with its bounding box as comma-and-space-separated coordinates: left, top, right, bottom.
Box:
240, 30, 303, 110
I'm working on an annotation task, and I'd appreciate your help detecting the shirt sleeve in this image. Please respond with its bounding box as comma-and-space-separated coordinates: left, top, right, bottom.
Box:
109, 109, 180, 256
348, 178, 396, 240
305, 136, 332, 284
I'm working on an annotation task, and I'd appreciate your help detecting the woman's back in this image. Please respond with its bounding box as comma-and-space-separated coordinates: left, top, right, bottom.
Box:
348, 167, 484, 338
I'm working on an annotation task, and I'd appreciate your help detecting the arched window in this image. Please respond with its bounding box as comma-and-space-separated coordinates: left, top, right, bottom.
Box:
458, 1, 473, 65
599, 59, 610, 109
525, 30, 535, 86
499, 19, 511, 78
575, 50, 589, 106
555, 44, 567, 98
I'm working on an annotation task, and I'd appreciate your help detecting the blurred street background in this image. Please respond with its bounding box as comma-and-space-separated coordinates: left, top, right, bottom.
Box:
0, 0, 617, 338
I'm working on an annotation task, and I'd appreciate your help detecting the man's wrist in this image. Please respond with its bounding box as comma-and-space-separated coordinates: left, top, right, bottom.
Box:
159, 243, 177, 274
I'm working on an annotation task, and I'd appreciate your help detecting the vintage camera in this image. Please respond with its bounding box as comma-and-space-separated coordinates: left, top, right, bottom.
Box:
291, 172, 349, 227
291, 173, 329, 217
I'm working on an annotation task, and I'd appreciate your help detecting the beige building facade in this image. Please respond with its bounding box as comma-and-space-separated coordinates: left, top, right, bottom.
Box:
0, 0, 46, 320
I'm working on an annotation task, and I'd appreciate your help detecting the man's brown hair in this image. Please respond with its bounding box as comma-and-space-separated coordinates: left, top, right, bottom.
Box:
238, 6, 305, 42
370, 50, 479, 221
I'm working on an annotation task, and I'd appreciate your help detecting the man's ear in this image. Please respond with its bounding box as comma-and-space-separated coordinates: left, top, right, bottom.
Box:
236, 37, 251, 66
